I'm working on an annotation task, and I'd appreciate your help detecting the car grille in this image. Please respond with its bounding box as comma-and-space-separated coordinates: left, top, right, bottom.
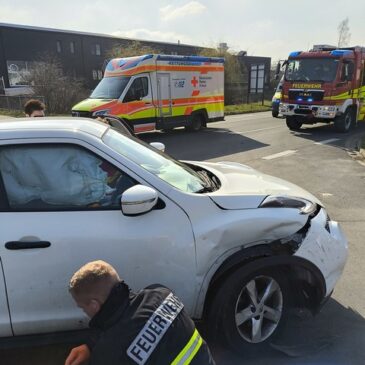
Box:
72, 111, 92, 118
288, 90, 324, 102
294, 108, 313, 115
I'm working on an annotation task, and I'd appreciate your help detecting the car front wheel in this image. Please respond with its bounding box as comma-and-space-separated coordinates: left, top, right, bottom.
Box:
208, 267, 289, 355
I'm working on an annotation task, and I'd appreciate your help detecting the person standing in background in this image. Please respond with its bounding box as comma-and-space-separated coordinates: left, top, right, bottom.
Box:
24, 99, 45, 117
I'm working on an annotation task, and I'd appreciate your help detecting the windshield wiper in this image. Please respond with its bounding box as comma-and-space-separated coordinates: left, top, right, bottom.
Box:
195, 170, 218, 193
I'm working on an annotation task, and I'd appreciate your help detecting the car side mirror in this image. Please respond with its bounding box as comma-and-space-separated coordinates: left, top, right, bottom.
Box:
121, 185, 158, 216
150, 142, 165, 152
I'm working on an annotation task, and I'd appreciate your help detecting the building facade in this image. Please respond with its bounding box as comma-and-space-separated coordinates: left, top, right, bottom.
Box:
0, 23, 200, 91
0, 23, 271, 103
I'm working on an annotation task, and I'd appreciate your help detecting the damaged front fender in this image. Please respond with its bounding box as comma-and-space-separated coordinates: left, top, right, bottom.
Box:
192, 207, 310, 318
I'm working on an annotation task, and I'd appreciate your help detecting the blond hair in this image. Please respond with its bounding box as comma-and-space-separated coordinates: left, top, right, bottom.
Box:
69, 260, 120, 302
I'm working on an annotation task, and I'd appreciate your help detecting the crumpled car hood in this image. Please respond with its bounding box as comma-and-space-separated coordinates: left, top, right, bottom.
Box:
189, 161, 322, 210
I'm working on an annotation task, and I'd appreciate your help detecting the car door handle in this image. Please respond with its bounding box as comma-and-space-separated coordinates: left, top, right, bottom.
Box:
5, 241, 51, 250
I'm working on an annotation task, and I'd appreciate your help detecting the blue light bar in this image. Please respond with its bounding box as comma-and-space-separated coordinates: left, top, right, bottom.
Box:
289, 51, 302, 57
297, 98, 303, 101
308, 98, 313, 102
330, 50, 353, 56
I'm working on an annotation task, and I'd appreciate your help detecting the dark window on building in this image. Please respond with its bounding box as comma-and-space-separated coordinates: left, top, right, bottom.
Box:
70, 41, 75, 54
250, 64, 265, 94
56, 40, 62, 53
91, 44, 101, 56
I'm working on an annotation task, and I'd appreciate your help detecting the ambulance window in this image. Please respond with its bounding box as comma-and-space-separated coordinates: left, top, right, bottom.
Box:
124, 77, 149, 102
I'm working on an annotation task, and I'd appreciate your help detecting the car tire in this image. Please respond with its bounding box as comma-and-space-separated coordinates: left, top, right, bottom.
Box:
186, 113, 204, 131
286, 117, 302, 131
208, 266, 290, 355
334, 108, 354, 133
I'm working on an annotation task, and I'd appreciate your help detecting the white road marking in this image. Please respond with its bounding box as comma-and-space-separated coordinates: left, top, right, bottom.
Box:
262, 150, 297, 160
314, 138, 340, 145
209, 126, 281, 134
234, 126, 282, 134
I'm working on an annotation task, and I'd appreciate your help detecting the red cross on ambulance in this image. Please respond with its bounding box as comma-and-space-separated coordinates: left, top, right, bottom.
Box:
191, 76, 198, 88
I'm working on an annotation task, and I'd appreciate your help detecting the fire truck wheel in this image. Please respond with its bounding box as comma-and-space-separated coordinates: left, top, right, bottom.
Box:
286, 117, 302, 131
334, 109, 353, 133
186, 114, 204, 131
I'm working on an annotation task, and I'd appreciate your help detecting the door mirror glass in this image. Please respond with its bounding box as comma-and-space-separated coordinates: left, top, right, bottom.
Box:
121, 185, 158, 216
149, 142, 165, 152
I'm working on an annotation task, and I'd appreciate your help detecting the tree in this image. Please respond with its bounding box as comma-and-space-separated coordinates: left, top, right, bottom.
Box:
23, 53, 88, 114
337, 17, 351, 48
107, 41, 159, 59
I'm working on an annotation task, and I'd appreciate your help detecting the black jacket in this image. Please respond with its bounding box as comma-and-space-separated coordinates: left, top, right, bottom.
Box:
87, 282, 215, 365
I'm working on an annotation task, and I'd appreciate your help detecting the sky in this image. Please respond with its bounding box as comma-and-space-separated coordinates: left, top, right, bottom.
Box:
1, 0, 364, 61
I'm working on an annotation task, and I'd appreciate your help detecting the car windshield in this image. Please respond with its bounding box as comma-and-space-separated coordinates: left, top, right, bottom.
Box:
285, 58, 339, 82
103, 129, 206, 193
90, 76, 131, 99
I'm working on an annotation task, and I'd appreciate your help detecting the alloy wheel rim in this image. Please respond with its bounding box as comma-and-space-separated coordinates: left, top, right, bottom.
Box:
234, 275, 283, 343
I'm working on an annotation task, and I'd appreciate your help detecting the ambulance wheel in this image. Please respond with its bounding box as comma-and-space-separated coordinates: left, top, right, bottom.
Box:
334, 108, 354, 133
186, 114, 204, 131
286, 117, 302, 131
208, 266, 289, 355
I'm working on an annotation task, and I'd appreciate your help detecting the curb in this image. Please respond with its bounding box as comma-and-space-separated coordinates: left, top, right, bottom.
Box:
225, 108, 271, 116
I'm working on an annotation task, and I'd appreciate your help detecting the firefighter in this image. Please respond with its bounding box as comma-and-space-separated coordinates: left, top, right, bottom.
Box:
65, 260, 215, 365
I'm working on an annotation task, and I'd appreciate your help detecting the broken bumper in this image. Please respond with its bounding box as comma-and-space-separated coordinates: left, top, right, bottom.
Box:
294, 208, 348, 297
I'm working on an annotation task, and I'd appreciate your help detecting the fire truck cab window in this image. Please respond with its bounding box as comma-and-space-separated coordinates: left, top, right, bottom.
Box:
286, 58, 339, 83
341, 61, 354, 82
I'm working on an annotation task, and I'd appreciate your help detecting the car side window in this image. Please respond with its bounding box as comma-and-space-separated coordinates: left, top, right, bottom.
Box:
123, 77, 149, 102
0, 144, 137, 211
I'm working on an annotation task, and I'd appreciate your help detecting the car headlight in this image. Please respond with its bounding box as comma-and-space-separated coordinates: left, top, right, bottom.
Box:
259, 195, 317, 215
92, 109, 111, 117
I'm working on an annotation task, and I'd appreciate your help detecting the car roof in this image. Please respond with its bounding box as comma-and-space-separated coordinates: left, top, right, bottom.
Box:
0, 117, 108, 138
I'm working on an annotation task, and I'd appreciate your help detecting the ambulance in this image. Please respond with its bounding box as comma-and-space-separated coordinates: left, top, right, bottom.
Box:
72, 54, 225, 133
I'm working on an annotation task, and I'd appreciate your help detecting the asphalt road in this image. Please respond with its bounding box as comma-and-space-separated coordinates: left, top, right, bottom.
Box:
2, 112, 365, 364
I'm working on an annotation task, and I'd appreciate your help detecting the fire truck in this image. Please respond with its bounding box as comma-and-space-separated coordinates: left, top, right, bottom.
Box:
277, 45, 365, 132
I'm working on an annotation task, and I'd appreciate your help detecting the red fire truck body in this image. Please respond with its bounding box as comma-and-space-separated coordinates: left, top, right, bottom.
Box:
279, 45, 365, 132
